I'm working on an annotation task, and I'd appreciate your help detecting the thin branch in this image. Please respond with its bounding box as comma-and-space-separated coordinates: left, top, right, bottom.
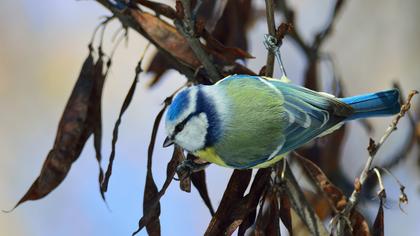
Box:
373, 168, 385, 197
136, 0, 177, 19
174, 0, 221, 82
264, 0, 276, 77
335, 90, 418, 234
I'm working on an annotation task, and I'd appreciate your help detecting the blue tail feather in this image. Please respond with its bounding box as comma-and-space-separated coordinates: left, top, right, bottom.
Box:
339, 89, 401, 120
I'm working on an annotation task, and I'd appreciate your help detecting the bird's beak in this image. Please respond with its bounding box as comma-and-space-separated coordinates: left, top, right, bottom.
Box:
163, 136, 175, 147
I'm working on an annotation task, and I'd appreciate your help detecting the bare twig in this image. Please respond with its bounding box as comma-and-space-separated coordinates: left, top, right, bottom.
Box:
264, 0, 276, 77
136, 0, 177, 19
174, 0, 221, 82
382, 82, 417, 169
373, 168, 386, 198
335, 90, 418, 234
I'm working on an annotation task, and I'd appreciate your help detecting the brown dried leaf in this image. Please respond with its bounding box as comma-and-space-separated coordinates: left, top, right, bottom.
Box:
15, 49, 96, 207
133, 135, 183, 235
190, 163, 215, 215
295, 153, 347, 212
238, 210, 256, 236
102, 59, 144, 194
258, 66, 267, 76
205, 169, 252, 235
279, 191, 293, 236
251, 190, 280, 236
135, 11, 200, 67
350, 210, 371, 236
224, 169, 271, 235
202, 29, 254, 62
139, 83, 170, 235
297, 122, 350, 196
130, 9, 255, 78
372, 199, 384, 236
210, 0, 252, 52
145, 0, 255, 87
90, 49, 107, 200
137, 0, 177, 19
304, 190, 332, 220
144, 171, 161, 236
276, 23, 293, 43
175, 0, 184, 20
146, 51, 172, 88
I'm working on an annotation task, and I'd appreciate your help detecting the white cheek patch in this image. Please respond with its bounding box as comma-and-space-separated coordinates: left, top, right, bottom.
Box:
175, 113, 209, 152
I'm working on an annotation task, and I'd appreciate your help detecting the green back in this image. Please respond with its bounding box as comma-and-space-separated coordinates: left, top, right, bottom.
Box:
211, 75, 353, 168
213, 77, 287, 168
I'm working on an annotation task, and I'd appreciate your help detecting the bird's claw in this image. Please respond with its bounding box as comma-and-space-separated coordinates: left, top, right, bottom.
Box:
176, 159, 210, 179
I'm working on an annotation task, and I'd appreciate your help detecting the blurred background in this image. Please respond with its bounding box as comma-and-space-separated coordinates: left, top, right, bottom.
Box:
0, 0, 419, 235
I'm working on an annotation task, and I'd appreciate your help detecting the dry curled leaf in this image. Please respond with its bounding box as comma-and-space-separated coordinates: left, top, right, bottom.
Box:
133, 91, 183, 235
146, 51, 172, 87
142, 0, 255, 86
250, 189, 280, 236
133, 145, 184, 236
372, 198, 384, 236
102, 57, 144, 194
134, 95, 169, 235
202, 29, 254, 62
350, 210, 370, 236
225, 169, 271, 235
90, 49, 107, 200
144, 171, 161, 236
16, 48, 102, 207
279, 191, 293, 236
134, 11, 200, 67
190, 170, 213, 214
205, 169, 252, 235
137, 0, 177, 19
189, 157, 215, 215
295, 153, 347, 212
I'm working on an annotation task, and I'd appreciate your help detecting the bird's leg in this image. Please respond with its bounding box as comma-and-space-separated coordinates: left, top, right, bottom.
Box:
176, 159, 210, 179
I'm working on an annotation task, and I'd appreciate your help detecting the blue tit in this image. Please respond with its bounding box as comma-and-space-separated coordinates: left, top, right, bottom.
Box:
163, 75, 400, 169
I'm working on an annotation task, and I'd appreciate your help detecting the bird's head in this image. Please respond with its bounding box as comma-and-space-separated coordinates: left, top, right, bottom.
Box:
163, 85, 223, 152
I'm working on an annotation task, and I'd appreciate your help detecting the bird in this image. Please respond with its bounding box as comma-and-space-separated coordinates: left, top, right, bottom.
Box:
163, 74, 401, 169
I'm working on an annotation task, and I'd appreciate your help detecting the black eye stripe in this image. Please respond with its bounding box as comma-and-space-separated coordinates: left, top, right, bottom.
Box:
173, 113, 196, 135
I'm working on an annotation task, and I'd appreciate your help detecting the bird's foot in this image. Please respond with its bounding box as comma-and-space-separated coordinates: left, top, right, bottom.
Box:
176, 159, 210, 178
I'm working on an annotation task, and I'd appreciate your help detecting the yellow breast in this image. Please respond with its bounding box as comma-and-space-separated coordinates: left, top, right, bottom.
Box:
252, 154, 286, 168
194, 147, 287, 169
193, 147, 227, 167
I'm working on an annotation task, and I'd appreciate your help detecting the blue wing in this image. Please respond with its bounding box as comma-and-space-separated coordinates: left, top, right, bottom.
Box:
215, 75, 354, 168
264, 78, 353, 158
220, 75, 354, 161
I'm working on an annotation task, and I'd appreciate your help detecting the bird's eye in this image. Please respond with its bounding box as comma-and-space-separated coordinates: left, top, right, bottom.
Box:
174, 122, 185, 133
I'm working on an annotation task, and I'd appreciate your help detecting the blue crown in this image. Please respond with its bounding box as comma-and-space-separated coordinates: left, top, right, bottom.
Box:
167, 89, 190, 121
